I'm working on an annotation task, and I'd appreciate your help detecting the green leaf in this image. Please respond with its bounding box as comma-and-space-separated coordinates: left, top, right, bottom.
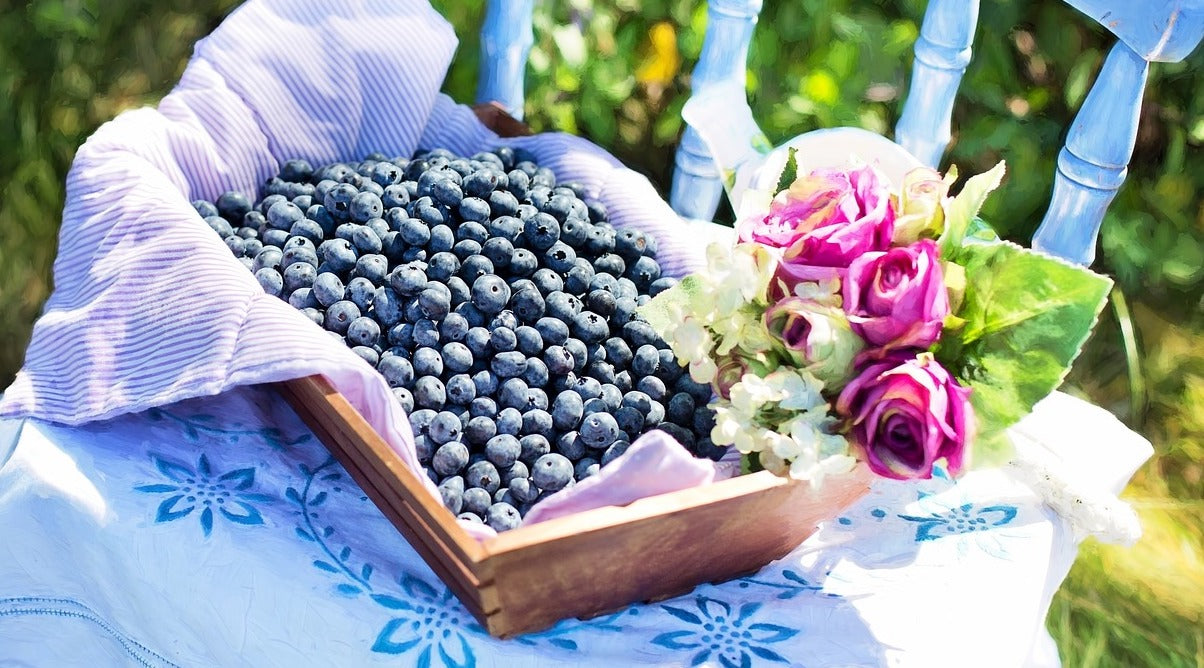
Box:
775, 146, 799, 194
936, 241, 1112, 464
638, 274, 705, 337
940, 162, 1006, 258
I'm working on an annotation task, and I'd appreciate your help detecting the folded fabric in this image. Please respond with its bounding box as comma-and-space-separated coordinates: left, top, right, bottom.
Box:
0, 0, 726, 539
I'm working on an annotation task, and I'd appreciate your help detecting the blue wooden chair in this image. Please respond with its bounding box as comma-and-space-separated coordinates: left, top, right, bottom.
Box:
475, 0, 1203, 268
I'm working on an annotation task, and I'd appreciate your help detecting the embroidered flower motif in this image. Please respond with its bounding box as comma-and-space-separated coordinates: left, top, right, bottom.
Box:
369, 575, 478, 667
652, 596, 798, 666
899, 502, 1017, 542
135, 453, 270, 536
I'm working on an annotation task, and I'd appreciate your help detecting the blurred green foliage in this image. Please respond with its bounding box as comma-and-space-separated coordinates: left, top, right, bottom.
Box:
1, 0, 1201, 664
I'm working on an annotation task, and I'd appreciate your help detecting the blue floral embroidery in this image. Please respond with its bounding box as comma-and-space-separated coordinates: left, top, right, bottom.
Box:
135, 453, 272, 537
899, 503, 1018, 542
652, 597, 798, 667
285, 457, 375, 595
735, 569, 840, 600
369, 575, 479, 666
145, 407, 311, 449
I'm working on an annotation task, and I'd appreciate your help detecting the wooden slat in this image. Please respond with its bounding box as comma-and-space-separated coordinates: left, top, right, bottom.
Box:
279, 376, 488, 567
480, 468, 871, 637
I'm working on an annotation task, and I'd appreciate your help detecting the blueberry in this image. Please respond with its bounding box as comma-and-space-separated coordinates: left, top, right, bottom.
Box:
615, 405, 645, 440
603, 337, 632, 369
412, 347, 445, 377
574, 457, 600, 480
644, 400, 666, 428
432, 441, 469, 476
678, 375, 715, 405
466, 460, 501, 494
325, 183, 358, 219
427, 224, 455, 252
489, 352, 526, 380
509, 249, 538, 277
253, 246, 283, 273
499, 378, 530, 410
353, 254, 389, 285
499, 461, 529, 487
446, 373, 477, 404
667, 392, 696, 425
346, 316, 381, 347
465, 327, 492, 357
485, 433, 522, 467
350, 225, 382, 255
281, 244, 318, 269
522, 357, 549, 387
496, 407, 523, 436
601, 440, 630, 467
301, 307, 325, 326
267, 201, 306, 231
486, 502, 521, 532
432, 179, 464, 207
429, 410, 463, 445
582, 397, 609, 416
255, 267, 284, 296
522, 212, 561, 251
509, 287, 545, 322
413, 319, 440, 348
282, 261, 317, 293
418, 287, 451, 320
490, 327, 518, 352
656, 348, 683, 383
318, 239, 357, 275
388, 264, 428, 296
521, 407, 554, 436
459, 487, 491, 517
346, 276, 377, 311
391, 386, 414, 413
556, 431, 587, 461
623, 320, 660, 348
543, 345, 575, 375
551, 391, 584, 430
438, 476, 464, 514
657, 422, 696, 450
649, 277, 678, 297
571, 310, 609, 344
311, 272, 345, 307
324, 300, 361, 334
481, 237, 514, 271
600, 383, 624, 411
459, 197, 491, 223
532, 453, 573, 492
535, 317, 570, 346
413, 376, 446, 410
373, 286, 404, 326
519, 434, 551, 465
469, 396, 498, 419
471, 274, 511, 313
378, 355, 414, 388
543, 242, 577, 274
488, 189, 520, 217
488, 215, 523, 241
564, 338, 589, 373
507, 477, 538, 504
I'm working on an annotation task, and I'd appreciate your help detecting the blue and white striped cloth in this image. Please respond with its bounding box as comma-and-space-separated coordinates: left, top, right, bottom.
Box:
0, 0, 733, 535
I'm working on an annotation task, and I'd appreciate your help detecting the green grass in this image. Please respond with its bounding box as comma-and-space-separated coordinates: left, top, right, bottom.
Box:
2, 1, 1202, 664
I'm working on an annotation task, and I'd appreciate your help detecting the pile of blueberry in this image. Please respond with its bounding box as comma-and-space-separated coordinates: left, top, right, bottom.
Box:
194, 147, 722, 532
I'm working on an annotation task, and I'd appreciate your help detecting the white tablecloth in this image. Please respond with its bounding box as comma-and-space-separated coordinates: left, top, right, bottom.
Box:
0, 384, 1149, 667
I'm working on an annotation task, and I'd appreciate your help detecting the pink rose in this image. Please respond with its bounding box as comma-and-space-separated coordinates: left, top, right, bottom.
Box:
843, 239, 949, 350
738, 165, 895, 285
836, 353, 973, 479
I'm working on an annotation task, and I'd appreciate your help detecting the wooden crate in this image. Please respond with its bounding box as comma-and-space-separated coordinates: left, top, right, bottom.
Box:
279, 375, 872, 638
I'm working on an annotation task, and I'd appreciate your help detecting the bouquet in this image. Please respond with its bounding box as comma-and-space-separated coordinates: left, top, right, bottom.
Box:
642, 150, 1113, 484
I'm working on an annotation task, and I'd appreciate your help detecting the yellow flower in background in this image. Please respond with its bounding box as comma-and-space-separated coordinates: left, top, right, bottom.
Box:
635, 22, 680, 87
